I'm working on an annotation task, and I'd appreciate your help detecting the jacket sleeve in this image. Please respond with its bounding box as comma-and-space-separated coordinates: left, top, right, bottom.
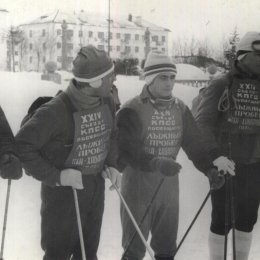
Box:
0, 106, 17, 156
15, 106, 61, 187
104, 96, 119, 168
195, 77, 228, 160
180, 102, 214, 174
116, 107, 153, 171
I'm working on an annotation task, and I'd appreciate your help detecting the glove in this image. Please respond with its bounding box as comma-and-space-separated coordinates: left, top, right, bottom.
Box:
60, 168, 83, 190
213, 156, 235, 176
207, 168, 225, 190
149, 157, 182, 177
0, 153, 23, 180
102, 166, 122, 190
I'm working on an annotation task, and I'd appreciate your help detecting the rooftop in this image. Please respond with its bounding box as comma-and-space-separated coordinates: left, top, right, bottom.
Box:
21, 9, 170, 32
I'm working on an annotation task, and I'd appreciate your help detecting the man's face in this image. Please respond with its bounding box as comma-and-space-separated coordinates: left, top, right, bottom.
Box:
98, 72, 114, 97
149, 73, 176, 98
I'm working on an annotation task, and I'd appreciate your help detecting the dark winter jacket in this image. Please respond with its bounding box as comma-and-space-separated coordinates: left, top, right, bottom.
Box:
117, 85, 214, 174
15, 91, 117, 187
195, 64, 260, 164
0, 106, 22, 179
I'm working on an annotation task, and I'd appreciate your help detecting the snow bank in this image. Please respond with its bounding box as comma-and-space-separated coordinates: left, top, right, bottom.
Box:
175, 64, 209, 81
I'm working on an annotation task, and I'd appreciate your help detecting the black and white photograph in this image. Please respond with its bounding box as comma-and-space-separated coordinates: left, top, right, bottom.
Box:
0, 0, 260, 259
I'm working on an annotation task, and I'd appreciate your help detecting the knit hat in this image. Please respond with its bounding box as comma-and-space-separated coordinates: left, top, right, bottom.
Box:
144, 51, 177, 85
237, 31, 260, 60
72, 45, 114, 88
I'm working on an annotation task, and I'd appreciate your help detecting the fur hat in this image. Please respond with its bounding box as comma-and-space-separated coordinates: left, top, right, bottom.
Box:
237, 31, 260, 60
144, 51, 177, 85
72, 45, 114, 88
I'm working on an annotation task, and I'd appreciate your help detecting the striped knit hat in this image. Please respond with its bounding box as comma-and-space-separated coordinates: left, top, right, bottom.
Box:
144, 51, 177, 85
72, 45, 114, 88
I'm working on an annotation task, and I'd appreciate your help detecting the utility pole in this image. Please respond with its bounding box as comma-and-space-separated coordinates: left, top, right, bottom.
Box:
108, 0, 111, 56
144, 27, 151, 59
61, 20, 68, 70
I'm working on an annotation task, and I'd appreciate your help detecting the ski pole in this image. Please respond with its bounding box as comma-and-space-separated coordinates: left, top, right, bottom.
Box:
228, 135, 236, 260
105, 168, 155, 260
0, 179, 12, 260
224, 175, 230, 260
173, 190, 211, 257
122, 177, 165, 259
73, 189, 86, 260
230, 177, 236, 260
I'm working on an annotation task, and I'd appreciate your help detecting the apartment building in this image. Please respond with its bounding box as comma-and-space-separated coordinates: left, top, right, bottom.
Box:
15, 10, 170, 71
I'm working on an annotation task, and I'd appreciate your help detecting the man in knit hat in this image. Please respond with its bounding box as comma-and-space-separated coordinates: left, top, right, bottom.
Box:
16, 45, 121, 260
195, 31, 260, 260
116, 51, 223, 260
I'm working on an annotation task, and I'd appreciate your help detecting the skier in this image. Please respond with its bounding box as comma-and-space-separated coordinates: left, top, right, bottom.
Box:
195, 31, 260, 260
16, 45, 121, 260
116, 51, 224, 260
0, 106, 22, 180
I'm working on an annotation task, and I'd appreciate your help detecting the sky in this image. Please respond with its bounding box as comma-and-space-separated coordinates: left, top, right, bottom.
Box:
1, 0, 260, 56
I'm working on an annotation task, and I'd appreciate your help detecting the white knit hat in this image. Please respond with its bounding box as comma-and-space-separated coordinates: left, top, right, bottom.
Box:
144, 51, 177, 85
237, 31, 260, 60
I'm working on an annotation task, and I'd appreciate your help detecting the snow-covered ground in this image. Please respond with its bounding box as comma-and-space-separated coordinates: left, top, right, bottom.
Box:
0, 71, 259, 260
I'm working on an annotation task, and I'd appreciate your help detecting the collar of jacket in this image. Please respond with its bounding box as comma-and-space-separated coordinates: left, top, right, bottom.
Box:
140, 84, 177, 109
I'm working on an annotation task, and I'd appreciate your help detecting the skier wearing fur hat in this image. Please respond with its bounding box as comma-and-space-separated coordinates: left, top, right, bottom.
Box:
195, 31, 260, 260
16, 45, 121, 260
117, 51, 224, 260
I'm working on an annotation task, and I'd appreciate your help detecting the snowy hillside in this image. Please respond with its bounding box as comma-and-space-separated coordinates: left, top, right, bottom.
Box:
0, 71, 259, 260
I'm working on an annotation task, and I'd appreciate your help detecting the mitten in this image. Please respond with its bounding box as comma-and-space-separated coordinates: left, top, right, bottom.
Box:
213, 156, 235, 176
60, 168, 83, 189
150, 157, 182, 177
0, 153, 22, 180
207, 168, 225, 190
102, 166, 122, 190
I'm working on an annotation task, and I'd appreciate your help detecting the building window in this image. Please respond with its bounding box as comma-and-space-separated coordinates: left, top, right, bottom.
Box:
98, 32, 104, 39
43, 56, 46, 63
14, 61, 19, 66
135, 46, 139, 53
29, 43, 33, 50
57, 42, 61, 49
15, 51, 18, 56
89, 31, 93, 37
125, 46, 131, 52
116, 46, 120, 52
124, 33, 131, 41
67, 43, 73, 50
57, 56, 62, 62
79, 30, 83, 37
152, 35, 158, 42
29, 56, 33, 63
29, 30, 32, 38
67, 57, 74, 63
116, 33, 120, 39
98, 45, 104, 50
162, 48, 165, 52
43, 43, 46, 50
152, 47, 158, 51
109, 46, 113, 51
135, 34, 139, 41
42, 29, 46, 37
162, 36, 166, 42
57, 29, 61, 36
67, 30, 73, 39
109, 32, 113, 39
